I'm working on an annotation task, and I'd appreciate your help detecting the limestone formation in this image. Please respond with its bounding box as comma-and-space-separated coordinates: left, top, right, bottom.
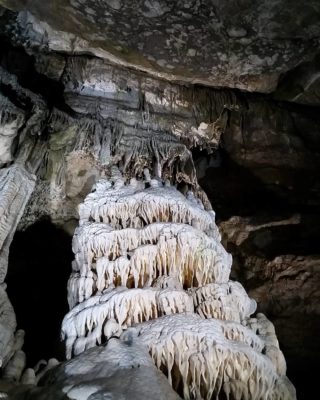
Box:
0, 165, 36, 371
7, 335, 180, 400
0, 285, 16, 368
0, 64, 44, 376
0, 94, 24, 166
60, 172, 295, 400
0, 165, 36, 283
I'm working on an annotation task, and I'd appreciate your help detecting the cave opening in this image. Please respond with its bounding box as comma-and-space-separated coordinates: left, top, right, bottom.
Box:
6, 219, 73, 366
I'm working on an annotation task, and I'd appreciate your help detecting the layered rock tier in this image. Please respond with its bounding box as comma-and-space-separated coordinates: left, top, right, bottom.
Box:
60, 170, 295, 400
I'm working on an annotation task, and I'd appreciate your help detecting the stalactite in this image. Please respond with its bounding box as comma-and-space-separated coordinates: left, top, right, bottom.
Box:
62, 285, 194, 358
131, 314, 294, 400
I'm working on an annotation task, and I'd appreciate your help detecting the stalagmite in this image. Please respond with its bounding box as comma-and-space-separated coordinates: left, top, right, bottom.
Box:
62, 174, 296, 399
2, 350, 26, 383
0, 10, 315, 397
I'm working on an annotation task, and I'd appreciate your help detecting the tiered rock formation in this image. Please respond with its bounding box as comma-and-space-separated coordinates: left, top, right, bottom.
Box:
60, 169, 295, 400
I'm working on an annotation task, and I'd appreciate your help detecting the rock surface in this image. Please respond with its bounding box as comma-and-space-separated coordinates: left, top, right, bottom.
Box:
197, 162, 320, 399
1, 0, 320, 93
8, 335, 181, 400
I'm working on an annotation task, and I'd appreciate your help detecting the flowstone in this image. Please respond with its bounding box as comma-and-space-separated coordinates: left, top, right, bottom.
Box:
7, 335, 180, 400
61, 170, 296, 400
0, 165, 36, 369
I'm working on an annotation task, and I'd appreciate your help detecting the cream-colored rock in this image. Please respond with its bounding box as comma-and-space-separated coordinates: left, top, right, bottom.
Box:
133, 314, 295, 400
62, 175, 295, 399
62, 285, 194, 358
190, 281, 256, 322
8, 335, 181, 400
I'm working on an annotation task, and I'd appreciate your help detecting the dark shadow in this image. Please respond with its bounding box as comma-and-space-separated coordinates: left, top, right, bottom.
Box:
6, 220, 73, 366
194, 148, 290, 220
194, 148, 320, 222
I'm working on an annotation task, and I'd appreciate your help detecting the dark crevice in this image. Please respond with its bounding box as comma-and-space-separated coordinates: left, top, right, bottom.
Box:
195, 147, 320, 221
239, 222, 320, 259
195, 148, 294, 220
6, 220, 73, 366
0, 34, 74, 115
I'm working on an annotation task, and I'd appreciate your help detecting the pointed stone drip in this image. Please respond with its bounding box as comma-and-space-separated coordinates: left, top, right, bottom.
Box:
0, 165, 36, 283
79, 179, 217, 232
190, 281, 256, 322
68, 221, 230, 308
63, 174, 296, 400
67, 176, 230, 308
131, 314, 295, 400
62, 285, 194, 359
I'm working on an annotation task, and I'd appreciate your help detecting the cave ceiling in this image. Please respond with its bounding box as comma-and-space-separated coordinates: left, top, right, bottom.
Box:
1, 0, 320, 100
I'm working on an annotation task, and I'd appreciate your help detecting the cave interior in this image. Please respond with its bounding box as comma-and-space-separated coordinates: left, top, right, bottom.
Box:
0, 1, 320, 399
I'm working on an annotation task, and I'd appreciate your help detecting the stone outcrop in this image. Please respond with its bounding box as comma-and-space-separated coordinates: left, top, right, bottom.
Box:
7, 336, 181, 400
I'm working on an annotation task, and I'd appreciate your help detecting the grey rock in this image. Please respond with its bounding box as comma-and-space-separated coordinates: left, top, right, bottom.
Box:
1, 0, 319, 93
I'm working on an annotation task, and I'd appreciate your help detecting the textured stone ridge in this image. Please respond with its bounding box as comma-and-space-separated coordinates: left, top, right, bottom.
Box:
1, 0, 320, 92
0, 165, 35, 369
6, 336, 181, 400
60, 170, 296, 400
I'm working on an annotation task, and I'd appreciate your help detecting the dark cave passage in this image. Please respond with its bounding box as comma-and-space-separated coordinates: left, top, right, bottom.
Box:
6, 220, 73, 366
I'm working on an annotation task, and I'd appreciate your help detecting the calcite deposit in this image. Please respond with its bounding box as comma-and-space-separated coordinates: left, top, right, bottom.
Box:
59, 171, 295, 400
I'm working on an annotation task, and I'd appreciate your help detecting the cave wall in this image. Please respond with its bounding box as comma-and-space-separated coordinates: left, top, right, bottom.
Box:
196, 143, 320, 398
